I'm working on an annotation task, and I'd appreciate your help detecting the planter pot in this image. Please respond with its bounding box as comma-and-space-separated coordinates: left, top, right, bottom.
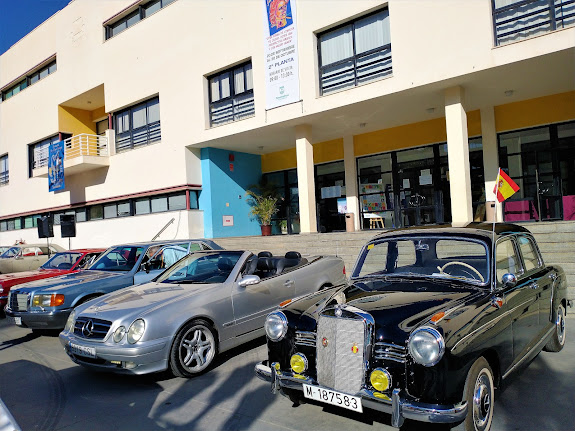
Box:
260, 225, 272, 236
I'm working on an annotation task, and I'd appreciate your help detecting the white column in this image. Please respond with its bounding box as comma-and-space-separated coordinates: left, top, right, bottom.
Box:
105, 129, 116, 156
445, 86, 473, 223
295, 124, 317, 233
480, 106, 502, 221
343, 135, 360, 230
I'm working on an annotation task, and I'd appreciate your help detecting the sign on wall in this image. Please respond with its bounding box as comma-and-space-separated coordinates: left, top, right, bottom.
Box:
263, 0, 300, 110
48, 141, 65, 192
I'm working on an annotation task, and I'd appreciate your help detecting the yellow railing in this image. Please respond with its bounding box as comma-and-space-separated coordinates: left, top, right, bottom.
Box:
64, 134, 108, 159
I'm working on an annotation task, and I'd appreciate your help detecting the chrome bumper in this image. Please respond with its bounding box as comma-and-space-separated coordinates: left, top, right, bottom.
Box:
255, 361, 467, 428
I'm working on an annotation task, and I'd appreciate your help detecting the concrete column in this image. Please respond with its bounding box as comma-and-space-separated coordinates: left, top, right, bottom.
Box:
343, 135, 360, 230
445, 86, 473, 223
480, 106, 503, 221
295, 124, 317, 233
105, 129, 116, 156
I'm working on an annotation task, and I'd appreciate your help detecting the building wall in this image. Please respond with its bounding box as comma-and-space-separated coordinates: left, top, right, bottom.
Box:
199, 148, 262, 238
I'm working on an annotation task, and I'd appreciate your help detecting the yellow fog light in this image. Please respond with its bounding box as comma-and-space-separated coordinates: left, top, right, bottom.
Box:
370, 368, 391, 392
290, 353, 308, 374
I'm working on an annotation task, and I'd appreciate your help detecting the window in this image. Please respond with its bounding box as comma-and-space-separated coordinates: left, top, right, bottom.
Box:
105, 0, 177, 39
517, 235, 541, 271
115, 97, 161, 152
96, 119, 108, 136
493, 0, 574, 46
28, 135, 59, 176
318, 9, 392, 95
496, 238, 520, 283
0, 155, 8, 186
1, 59, 56, 101
208, 61, 254, 126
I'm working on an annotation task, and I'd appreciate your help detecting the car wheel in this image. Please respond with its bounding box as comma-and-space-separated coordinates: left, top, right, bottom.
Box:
544, 303, 566, 352
462, 357, 494, 431
169, 319, 217, 378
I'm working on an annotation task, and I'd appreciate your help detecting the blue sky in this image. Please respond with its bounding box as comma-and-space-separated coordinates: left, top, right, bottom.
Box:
0, 0, 69, 55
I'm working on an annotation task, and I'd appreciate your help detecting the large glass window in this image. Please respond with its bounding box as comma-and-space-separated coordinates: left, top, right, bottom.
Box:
208, 61, 254, 127
115, 97, 161, 152
28, 135, 59, 176
492, 0, 574, 46
1, 59, 56, 101
318, 9, 392, 95
105, 0, 177, 39
0, 155, 8, 186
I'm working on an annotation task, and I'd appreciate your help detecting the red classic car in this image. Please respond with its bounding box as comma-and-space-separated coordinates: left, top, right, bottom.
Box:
0, 249, 104, 318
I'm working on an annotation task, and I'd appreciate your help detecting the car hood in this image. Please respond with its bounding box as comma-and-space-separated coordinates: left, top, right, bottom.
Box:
0, 269, 62, 284
290, 277, 483, 345
12, 270, 123, 293
77, 281, 213, 322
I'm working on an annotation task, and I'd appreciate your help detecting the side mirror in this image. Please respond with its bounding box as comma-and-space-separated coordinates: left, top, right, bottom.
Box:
501, 273, 517, 288
238, 275, 261, 287
140, 262, 150, 274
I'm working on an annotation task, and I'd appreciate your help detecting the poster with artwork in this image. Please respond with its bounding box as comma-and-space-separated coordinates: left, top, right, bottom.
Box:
48, 141, 65, 192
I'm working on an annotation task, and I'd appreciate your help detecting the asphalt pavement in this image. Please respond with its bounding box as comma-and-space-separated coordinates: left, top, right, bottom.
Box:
0, 315, 574, 431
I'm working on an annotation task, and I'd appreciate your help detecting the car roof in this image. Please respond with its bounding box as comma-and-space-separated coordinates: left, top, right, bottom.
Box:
370, 222, 531, 242
62, 248, 106, 253
105, 239, 223, 249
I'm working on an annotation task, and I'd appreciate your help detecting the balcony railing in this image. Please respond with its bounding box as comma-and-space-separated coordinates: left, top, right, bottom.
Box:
0, 170, 8, 186
493, 0, 575, 46
33, 134, 109, 169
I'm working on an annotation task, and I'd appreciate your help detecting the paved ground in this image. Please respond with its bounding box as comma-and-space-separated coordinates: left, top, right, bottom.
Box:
0, 315, 574, 431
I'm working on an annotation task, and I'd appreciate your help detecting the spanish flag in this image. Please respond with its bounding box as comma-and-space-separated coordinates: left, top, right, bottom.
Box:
493, 168, 520, 203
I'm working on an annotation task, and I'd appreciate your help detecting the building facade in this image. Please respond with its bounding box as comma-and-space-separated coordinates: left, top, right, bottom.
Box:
0, 0, 574, 248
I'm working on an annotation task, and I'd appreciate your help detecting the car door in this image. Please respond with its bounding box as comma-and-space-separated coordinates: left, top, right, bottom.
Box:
516, 234, 553, 336
496, 237, 539, 371
231, 256, 296, 337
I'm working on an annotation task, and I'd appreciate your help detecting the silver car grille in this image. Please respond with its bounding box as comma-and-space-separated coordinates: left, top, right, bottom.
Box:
295, 331, 316, 347
373, 342, 407, 363
9, 293, 29, 311
73, 316, 112, 340
316, 314, 366, 395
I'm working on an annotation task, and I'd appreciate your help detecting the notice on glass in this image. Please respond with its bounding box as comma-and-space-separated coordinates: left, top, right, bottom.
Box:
263, 0, 300, 110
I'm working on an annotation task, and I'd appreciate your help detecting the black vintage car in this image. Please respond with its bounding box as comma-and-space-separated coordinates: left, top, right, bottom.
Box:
255, 223, 568, 431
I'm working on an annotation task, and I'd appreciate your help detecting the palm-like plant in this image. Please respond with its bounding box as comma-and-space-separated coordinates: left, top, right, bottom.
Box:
246, 190, 278, 226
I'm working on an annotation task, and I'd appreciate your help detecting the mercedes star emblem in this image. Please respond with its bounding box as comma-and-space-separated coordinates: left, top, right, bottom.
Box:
82, 319, 94, 337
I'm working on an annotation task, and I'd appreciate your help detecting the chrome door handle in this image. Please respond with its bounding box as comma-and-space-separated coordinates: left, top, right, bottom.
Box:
529, 282, 539, 289
284, 280, 294, 287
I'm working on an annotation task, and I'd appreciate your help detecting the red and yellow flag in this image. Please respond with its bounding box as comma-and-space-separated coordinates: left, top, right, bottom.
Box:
493, 168, 520, 203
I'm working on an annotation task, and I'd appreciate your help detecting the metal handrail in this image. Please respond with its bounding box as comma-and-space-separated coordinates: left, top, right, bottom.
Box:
33, 134, 108, 169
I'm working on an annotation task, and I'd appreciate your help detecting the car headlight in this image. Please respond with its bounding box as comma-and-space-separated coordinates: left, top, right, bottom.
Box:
408, 327, 445, 367
64, 310, 76, 333
265, 311, 288, 341
127, 319, 145, 344
32, 293, 65, 307
113, 326, 127, 343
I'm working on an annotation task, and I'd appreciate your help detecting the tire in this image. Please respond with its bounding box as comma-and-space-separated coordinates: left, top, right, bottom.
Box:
169, 319, 217, 378
544, 303, 566, 352
462, 357, 495, 431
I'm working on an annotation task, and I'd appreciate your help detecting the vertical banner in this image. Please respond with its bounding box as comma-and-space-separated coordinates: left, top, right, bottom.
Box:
48, 141, 65, 192
263, 0, 300, 110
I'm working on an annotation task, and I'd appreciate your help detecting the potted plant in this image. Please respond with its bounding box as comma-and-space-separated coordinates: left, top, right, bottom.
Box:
246, 190, 278, 236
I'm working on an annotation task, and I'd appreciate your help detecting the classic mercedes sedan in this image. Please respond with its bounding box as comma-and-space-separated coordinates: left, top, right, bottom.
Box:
6, 239, 220, 331
0, 248, 104, 318
0, 243, 64, 274
255, 223, 568, 431
59, 250, 346, 377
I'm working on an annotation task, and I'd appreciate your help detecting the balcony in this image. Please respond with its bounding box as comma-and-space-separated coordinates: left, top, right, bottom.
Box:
32, 134, 110, 178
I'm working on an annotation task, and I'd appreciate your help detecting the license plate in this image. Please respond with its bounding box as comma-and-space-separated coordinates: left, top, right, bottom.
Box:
70, 342, 96, 358
303, 384, 363, 413
14, 317, 22, 326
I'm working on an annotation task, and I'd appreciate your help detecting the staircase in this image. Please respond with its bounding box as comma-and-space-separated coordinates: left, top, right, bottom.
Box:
215, 221, 575, 300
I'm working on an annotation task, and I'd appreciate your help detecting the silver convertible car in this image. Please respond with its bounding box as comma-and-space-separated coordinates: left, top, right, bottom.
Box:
59, 250, 346, 377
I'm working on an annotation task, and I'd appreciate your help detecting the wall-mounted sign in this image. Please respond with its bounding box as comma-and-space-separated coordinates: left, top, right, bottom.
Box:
263, 0, 300, 110
48, 141, 65, 192
223, 215, 234, 226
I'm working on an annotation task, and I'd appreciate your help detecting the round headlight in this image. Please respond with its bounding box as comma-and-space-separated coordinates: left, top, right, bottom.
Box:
408, 327, 445, 367
64, 310, 76, 332
265, 311, 288, 341
113, 326, 127, 343
127, 319, 145, 344
290, 353, 308, 374
370, 368, 391, 392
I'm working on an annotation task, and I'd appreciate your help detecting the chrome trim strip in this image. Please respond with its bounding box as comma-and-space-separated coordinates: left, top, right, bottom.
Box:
502, 326, 554, 379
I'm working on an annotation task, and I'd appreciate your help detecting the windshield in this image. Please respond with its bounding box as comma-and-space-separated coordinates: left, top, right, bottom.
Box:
88, 246, 145, 272
40, 252, 83, 270
353, 236, 489, 285
157, 251, 243, 284
0, 247, 20, 258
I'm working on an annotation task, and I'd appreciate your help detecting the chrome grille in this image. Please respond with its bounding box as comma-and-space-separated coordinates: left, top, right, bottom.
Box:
295, 331, 316, 347
316, 314, 366, 394
373, 342, 407, 363
73, 316, 112, 340
9, 293, 29, 311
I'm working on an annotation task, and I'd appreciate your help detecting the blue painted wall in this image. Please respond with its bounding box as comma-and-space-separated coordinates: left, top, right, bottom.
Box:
199, 147, 262, 238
